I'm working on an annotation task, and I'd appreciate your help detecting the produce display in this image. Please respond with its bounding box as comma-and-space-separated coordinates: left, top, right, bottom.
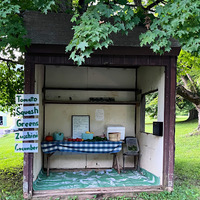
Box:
45, 136, 54, 141
45, 131, 107, 142
66, 136, 107, 142
84, 136, 107, 142
67, 138, 83, 142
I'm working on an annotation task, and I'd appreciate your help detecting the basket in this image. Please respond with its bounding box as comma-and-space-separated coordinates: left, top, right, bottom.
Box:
108, 132, 121, 141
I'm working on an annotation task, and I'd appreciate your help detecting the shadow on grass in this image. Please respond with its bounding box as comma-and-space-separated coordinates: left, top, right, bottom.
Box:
175, 161, 200, 184
0, 167, 23, 200
175, 118, 198, 124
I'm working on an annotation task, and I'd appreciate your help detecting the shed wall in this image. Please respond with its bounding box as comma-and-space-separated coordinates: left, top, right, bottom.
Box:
137, 66, 165, 183
33, 65, 44, 181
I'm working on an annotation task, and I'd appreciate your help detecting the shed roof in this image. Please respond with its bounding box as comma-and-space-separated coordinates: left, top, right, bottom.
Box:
23, 11, 180, 48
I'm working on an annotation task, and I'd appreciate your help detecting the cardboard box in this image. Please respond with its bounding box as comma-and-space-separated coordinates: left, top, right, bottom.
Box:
107, 126, 125, 140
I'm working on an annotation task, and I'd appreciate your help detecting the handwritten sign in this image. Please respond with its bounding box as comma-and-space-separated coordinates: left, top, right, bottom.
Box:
15, 94, 39, 104
16, 118, 39, 129
14, 94, 39, 153
15, 143, 38, 153
15, 131, 38, 141
72, 115, 90, 139
15, 106, 39, 116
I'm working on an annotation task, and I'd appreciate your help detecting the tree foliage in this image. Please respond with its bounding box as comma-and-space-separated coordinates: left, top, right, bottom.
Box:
0, 0, 200, 63
66, 1, 142, 65
0, 0, 199, 113
0, 0, 56, 113
0, 0, 57, 60
177, 50, 200, 104
176, 50, 200, 129
0, 62, 24, 113
145, 91, 158, 118
140, 0, 200, 56
66, 0, 200, 65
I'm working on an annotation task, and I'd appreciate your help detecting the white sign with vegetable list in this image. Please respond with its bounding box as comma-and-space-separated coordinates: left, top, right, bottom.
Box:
15, 94, 39, 104
15, 106, 39, 117
15, 131, 38, 141
15, 94, 39, 153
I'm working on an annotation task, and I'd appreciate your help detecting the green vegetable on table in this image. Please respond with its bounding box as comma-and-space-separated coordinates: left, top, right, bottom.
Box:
84, 136, 107, 142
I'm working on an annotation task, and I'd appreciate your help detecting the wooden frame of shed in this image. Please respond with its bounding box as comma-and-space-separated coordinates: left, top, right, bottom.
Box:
23, 11, 180, 199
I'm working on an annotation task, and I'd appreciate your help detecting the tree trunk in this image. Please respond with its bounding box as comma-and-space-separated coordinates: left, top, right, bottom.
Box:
196, 105, 200, 130
187, 108, 198, 121
177, 85, 200, 131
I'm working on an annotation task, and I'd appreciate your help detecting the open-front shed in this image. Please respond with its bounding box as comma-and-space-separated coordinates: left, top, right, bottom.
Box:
23, 11, 180, 199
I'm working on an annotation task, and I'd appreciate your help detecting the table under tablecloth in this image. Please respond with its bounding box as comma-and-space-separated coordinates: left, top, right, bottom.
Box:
41, 141, 122, 154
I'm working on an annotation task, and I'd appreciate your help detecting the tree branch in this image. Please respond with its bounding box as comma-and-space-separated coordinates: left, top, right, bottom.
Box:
180, 75, 190, 91
186, 73, 198, 93
177, 85, 200, 105
144, 0, 166, 11
134, 0, 142, 7
0, 56, 20, 64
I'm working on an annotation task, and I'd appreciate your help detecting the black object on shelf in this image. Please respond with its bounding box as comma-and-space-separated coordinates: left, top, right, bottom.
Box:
89, 97, 115, 102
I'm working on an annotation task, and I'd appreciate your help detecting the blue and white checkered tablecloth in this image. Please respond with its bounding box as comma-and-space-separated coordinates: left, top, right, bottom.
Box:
41, 141, 122, 154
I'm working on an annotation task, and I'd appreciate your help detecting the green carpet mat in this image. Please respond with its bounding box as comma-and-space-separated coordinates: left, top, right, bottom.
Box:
33, 169, 160, 191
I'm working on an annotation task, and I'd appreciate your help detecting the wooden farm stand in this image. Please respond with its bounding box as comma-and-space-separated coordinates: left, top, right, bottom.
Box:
22, 11, 180, 199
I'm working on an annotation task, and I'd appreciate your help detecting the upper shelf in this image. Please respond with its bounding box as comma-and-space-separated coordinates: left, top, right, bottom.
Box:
43, 87, 141, 105
43, 87, 141, 93
43, 100, 140, 105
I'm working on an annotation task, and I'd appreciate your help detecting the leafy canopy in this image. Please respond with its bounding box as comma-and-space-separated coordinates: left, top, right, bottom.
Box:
66, 0, 200, 65
0, 0, 56, 112
0, 0, 199, 64
66, 0, 141, 65
177, 50, 200, 82
140, 0, 200, 55
0, 0, 57, 59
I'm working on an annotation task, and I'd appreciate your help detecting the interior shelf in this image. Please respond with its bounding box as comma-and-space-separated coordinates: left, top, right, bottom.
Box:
43, 87, 140, 105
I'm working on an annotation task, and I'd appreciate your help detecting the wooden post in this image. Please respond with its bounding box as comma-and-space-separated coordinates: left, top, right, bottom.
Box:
23, 58, 35, 199
112, 153, 120, 174
163, 56, 177, 191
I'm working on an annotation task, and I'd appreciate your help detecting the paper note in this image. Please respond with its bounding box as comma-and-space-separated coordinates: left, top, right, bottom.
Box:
95, 109, 104, 121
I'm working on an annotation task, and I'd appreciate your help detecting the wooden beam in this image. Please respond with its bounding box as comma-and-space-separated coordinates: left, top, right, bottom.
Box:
27, 44, 180, 57
32, 185, 163, 199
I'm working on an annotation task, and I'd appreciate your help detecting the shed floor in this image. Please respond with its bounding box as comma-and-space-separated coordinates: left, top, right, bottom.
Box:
33, 169, 160, 191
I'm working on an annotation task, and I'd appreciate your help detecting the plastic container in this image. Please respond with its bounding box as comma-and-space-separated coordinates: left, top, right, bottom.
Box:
82, 133, 93, 140
126, 137, 139, 153
53, 132, 64, 141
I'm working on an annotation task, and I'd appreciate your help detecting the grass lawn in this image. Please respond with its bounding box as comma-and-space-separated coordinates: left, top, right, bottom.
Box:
0, 133, 23, 200
0, 117, 199, 200
0, 127, 9, 129
138, 117, 200, 200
